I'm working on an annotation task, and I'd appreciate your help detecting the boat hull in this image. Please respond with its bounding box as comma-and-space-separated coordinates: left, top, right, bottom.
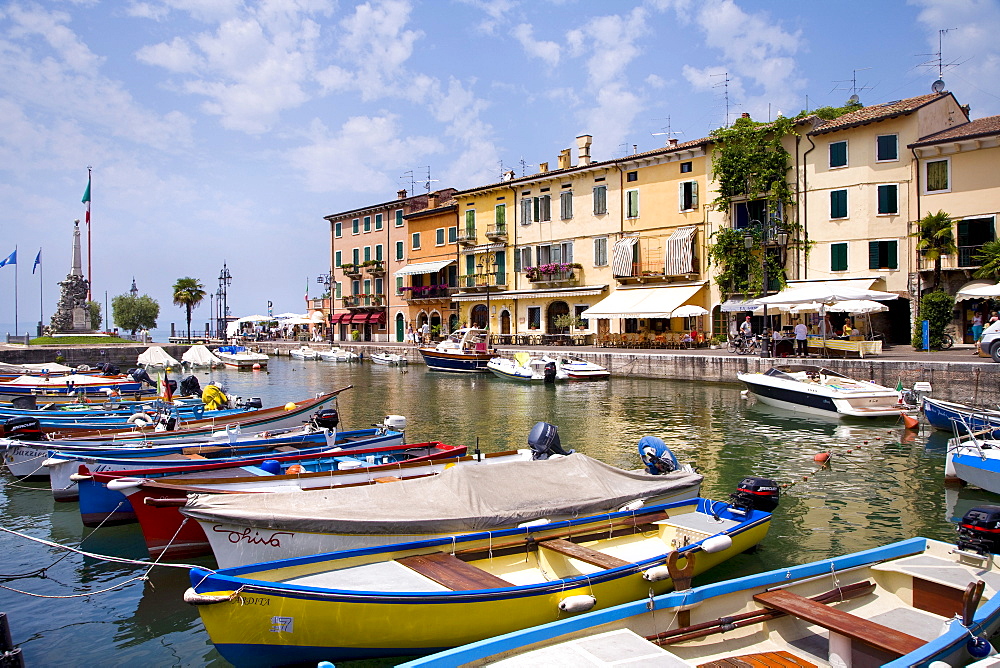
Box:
923, 396, 1000, 435
738, 372, 902, 418
418, 349, 491, 373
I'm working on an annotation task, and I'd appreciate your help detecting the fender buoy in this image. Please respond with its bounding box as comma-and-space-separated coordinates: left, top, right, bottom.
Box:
127, 413, 154, 427
558, 595, 596, 613
813, 452, 831, 463
901, 412, 920, 430
286, 464, 304, 475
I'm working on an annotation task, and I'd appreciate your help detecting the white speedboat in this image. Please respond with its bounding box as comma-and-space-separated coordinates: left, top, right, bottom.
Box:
370, 352, 407, 365
487, 353, 609, 382
289, 346, 320, 360
214, 345, 269, 369
318, 347, 360, 362
737, 364, 901, 417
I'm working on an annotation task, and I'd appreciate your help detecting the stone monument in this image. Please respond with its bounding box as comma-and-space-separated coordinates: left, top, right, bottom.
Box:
50, 220, 95, 334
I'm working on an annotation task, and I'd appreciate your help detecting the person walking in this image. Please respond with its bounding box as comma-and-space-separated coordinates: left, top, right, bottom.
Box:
973, 312, 984, 343
739, 315, 753, 341
407, 324, 416, 345
421, 322, 431, 343
794, 320, 808, 357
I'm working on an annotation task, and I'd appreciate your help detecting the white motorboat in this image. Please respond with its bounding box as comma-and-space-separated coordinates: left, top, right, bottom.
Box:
214, 345, 269, 369
318, 347, 360, 362
370, 352, 407, 365
737, 364, 901, 417
289, 346, 320, 360
487, 353, 609, 382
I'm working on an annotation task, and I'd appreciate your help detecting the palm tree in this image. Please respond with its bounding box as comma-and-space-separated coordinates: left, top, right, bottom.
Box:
911, 210, 957, 290
172, 277, 206, 343
974, 240, 1000, 280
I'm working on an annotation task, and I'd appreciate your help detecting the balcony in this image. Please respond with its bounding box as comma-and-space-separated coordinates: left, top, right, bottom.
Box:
363, 260, 386, 277
615, 258, 701, 284
919, 246, 985, 271
400, 285, 457, 302
340, 264, 362, 279
457, 228, 477, 247
485, 224, 507, 242
341, 294, 385, 309
460, 272, 508, 291
527, 269, 579, 286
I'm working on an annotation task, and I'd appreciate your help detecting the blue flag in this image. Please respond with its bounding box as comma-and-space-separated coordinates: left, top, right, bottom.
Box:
0, 249, 15, 268
32, 249, 41, 274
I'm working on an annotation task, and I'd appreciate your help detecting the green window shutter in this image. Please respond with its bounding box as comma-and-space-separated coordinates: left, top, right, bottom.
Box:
831, 243, 847, 272
364, 247, 371, 262
496, 252, 505, 274
375, 213, 383, 230
352, 248, 360, 265
395, 241, 403, 260
887, 240, 898, 269
495, 204, 506, 227
831, 190, 847, 218
465, 209, 475, 235
335, 222, 342, 238
376, 245, 383, 261
877, 185, 897, 214
363, 216, 371, 232
396, 277, 403, 294
436, 228, 445, 245
868, 241, 879, 269
877, 135, 898, 161
829, 141, 847, 168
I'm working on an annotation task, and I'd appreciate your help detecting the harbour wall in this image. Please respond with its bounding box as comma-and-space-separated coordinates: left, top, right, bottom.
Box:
3, 343, 998, 405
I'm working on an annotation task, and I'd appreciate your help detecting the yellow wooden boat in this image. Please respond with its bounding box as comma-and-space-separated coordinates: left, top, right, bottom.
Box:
186, 496, 772, 665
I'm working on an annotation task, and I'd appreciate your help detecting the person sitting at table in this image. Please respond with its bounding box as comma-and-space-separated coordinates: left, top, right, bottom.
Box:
772, 328, 784, 341
680, 331, 694, 347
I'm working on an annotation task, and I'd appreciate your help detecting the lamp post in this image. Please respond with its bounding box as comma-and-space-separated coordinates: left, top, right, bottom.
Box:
218, 262, 232, 343
129, 278, 138, 299
744, 220, 789, 358
317, 273, 333, 343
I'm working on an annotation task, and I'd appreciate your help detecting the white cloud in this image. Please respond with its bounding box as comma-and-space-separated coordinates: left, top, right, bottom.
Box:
512, 23, 560, 67
337, 0, 423, 100
457, 0, 519, 35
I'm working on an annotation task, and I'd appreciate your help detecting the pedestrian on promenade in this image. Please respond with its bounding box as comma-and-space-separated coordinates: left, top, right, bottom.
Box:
421, 322, 430, 343
794, 320, 808, 357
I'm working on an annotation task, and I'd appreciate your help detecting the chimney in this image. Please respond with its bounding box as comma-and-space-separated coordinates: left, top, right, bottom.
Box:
741, 112, 750, 119
558, 148, 571, 170
427, 193, 438, 208
397, 189, 408, 199
539, 162, 549, 173
576, 135, 592, 166
668, 138, 678, 147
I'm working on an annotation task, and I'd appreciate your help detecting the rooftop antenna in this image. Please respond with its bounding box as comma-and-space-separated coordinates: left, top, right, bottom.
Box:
651, 116, 684, 145
831, 67, 874, 105
918, 28, 962, 93
518, 157, 534, 177
422, 166, 438, 193
399, 170, 416, 195
711, 72, 730, 126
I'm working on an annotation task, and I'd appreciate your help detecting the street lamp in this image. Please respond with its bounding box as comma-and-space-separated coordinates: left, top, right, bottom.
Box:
317, 273, 332, 343
218, 262, 232, 343
744, 219, 789, 358
130, 277, 138, 299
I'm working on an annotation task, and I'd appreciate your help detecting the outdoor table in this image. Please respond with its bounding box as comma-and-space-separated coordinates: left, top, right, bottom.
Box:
807, 337, 882, 358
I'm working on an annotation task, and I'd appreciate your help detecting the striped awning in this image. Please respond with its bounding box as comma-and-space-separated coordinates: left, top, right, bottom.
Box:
664, 226, 697, 276
393, 259, 455, 277
612, 237, 638, 277
580, 284, 704, 319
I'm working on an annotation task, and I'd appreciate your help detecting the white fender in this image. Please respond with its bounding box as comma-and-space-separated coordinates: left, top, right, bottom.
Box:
701, 535, 733, 554
42, 457, 70, 468
618, 499, 645, 512
183, 587, 234, 605
642, 566, 673, 582
127, 413, 154, 427
107, 478, 144, 492
558, 594, 596, 613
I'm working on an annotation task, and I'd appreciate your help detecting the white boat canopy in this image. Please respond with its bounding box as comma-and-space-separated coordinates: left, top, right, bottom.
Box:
580, 284, 704, 319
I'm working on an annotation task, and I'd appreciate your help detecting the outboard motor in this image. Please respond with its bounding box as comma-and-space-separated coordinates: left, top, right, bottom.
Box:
638, 436, 678, 475
0, 417, 43, 441
129, 368, 156, 388
98, 362, 120, 376
155, 415, 178, 432
312, 409, 340, 431
957, 505, 1000, 556
543, 360, 557, 384
729, 477, 780, 514
178, 375, 202, 397
240, 397, 263, 410
527, 421, 575, 460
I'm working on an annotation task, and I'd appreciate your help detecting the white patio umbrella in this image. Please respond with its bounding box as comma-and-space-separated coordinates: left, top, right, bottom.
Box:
274, 312, 304, 320
956, 282, 1000, 301
669, 304, 709, 318
758, 283, 897, 348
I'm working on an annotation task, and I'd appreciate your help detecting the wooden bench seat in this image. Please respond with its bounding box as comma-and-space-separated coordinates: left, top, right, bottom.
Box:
699, 650, 817, 667
396, 552, 512, 591
753, 589, 924, 657
539, 538, 630, 570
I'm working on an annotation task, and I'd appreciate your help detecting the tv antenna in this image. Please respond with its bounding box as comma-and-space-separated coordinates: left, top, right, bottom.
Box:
399, 170, 416, 196
518, 157, 534, 177
831, 67, 874, 104
918, 28, 963, 93
652, 116, 684, 144
711, 72, 731, 126
422, 166, 438, 193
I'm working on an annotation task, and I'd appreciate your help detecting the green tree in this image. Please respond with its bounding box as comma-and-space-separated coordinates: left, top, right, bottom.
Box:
172, 277, 206, 343
911, 290, 955, 350
973, 240, 1000, 280
911, 210, 956, 290
86, 300, 102, 330
112, 293, 160, 335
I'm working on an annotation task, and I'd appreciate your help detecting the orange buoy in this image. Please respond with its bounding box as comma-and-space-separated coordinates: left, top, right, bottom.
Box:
813, 452, 831, 463
286, 464, 304, 475
901, 412, 920, 430
253, 363, 261, 370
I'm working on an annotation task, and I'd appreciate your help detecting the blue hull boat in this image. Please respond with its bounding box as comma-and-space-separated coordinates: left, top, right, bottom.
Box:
923, 396, 1000, 436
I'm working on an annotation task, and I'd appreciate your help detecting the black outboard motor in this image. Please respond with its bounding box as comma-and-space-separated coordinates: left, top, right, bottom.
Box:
313, 409, 339, 430
0, 417, 44, 441
129, 368, 156, 388
729, 477, 780, 514
527, 421, 575, 460
158, 415, 178, 431
543, 360, 557, 384
179, 375, 202, 397
957, 506, 1000, 556
237, 397, 263, 409
99, 362, 120, 376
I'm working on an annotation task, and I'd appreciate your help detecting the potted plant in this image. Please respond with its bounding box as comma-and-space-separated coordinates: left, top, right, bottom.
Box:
553, 313, 583, 333
710, 334, 725, 349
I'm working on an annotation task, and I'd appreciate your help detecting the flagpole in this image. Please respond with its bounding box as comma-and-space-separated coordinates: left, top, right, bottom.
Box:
13, 245, 18, 335
85, 166, 92, 301
37, 249, 42, 334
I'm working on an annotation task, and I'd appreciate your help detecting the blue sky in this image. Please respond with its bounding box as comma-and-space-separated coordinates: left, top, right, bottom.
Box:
1, 0, 999, 333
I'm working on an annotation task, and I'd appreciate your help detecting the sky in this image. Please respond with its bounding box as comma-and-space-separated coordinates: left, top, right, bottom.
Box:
1, 0, 999, 335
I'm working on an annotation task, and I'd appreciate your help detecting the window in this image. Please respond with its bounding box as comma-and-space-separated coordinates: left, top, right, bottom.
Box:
411, 232, 421, 250
958, 217, 995, 267
626, 171, 638, 182
448, 226, 457, 243
679, 181, 698, 212
868, 240, 898, 270
435, 228, 445, 245
374, 277, 383, 295
495, 204, 506, 229
537, 244, 551, 265
533, 195, 551, 222
363, 216, 371, 233
560, 191, 573, 220
352, 279, 360, 295
363, 246, 371, 262
829, 141, 847, 168
527, 306, 541, 329
593, 185, 607, 214
518, 247, 532, 272
375, 213, 383, 230
574, 304, 589, 328
335, 282, 342, 299
334, 222, 342, 238
680, 162, 692, 173
395, 209, 403, 227
352, 218, 359, 235
830, 189, 848, 219
626, 189, 639, 218
396, 276, 403, 294
876, 134, 898, 162
594, 237, 608, 266
464, 209, 476, 235
877, 185, 898, 215
926, 159, 950, 192
395, 241, 404, 260
335, 250, 342, 267
352, 248, 360, 265
375, 244, 383, 261
520, 198, 532, 225
831, 243, 848, 272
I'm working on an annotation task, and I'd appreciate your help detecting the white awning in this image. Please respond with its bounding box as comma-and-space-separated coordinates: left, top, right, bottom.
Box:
612, 237, 638, 277
393, 259, 455, 277
719, 299, 763, 313
664, 226, 697, 276
956, 279, 1000, 300
786, 278, 878, 290
580, 284, 705, 319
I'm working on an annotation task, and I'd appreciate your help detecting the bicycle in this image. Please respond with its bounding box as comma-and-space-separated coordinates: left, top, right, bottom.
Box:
727, 334, 759, 355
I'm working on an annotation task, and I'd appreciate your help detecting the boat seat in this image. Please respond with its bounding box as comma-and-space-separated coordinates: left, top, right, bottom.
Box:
396, 552, 512, 591
698, 650, 818, 667
272, 446, 299, 452
538, 538, 630, 570
752, 589, 924, 657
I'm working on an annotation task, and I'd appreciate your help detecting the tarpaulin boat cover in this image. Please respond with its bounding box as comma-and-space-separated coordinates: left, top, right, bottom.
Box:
180, 453, 703, 535
180, 344, 223, 367
137, 346, 180, 368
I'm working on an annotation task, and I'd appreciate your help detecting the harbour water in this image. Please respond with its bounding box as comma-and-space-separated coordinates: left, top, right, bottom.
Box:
0, 359, 984, 666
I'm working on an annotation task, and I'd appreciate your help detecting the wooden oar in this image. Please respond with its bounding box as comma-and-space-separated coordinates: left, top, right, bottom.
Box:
649, 580, 876, 646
